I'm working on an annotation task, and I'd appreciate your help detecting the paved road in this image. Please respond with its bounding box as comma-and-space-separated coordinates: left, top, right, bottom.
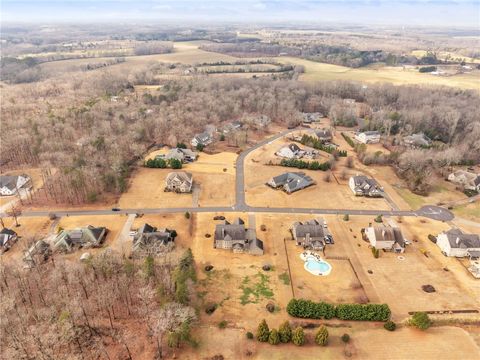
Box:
2, 130, 454, 222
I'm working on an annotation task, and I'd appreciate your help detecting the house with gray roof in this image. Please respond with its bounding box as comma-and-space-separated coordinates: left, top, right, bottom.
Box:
222, 121, 243, 134
53, 225, 108, 252
349, 175, 383, 197
165, 172, 193, 193
0, 228, 18, 253
23, 240, 51, 267
0, 174, 31, 196
267, 172, 315, 194
191, 131, 213, 147
292, 219, 331, 251
302, 112, 323, 124
159, 148, 198, 163
315, 128, 333, 143
214, 218, 264, 255
132, 223, 175, 256
365, 225, 405, 253
436, 229, 480, 257
403, 133, 432, 148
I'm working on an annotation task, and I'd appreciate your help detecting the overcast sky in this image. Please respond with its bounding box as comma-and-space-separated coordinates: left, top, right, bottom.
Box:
2, 1, 479, 27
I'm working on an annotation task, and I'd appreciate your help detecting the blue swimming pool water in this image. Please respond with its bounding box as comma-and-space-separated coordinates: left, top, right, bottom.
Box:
305, 258, 331, 273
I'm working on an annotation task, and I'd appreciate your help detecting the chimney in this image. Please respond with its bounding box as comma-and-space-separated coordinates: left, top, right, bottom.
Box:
456, 237, 460, 245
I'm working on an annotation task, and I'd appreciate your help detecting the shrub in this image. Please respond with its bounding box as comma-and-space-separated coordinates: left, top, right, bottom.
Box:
278, 321, 292, 343
300, 134, 347, 156
315, 325, 329, 346
220, 134, 226, 141
419, 66, 437, 73
185, 211, 190, 219
372, 247, 379, 258
335, 304, 391, 321
341, 133, 355, 148
292, 327, 305, 346
341, 333, 350, 343
374, 215, 383, 223
268, 329, 280, 345
384, 320, 396, 331
343, 214, 349, 221
218, 320, 227, 329
286, 299, 336, 319
169, 158, 182, 169
410, 312, 432, 330
246, 331, 254, 339
176, 142, 187, 149
196, 143, 205, 151
256, 319, 270, 342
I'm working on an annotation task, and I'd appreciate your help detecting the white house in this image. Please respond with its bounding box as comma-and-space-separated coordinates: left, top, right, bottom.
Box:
436, 229, 480, 257
355, 131, 380, 144
275, 143, 303, 159
365, 226, 405, 253
447, 170, 480, 191
165, 172, 193, 193
0, 174, 31, 196
191, 131, 213, 147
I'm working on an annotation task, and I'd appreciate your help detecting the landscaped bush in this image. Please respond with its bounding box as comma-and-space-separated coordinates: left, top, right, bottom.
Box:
292, 327, 305, 346
246, 331, 254, 339
315, 325, 329, 346
371, 247, 380, 258
286, 299, 336, 319
268, 329, 280, 345
218, 320, 227, 329
256, 319, 270, 342
341, 132, 355, 148
278, 321, 292, 343
335, 304, 391, 321
384, 320, 396, 331
410, 312, 432, 330
341, 333, 350, 343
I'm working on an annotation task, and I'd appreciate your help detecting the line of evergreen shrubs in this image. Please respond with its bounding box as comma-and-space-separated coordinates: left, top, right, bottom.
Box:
287, 299, 391, 322
341, 132, 355, 148
279, 158, 331, 171
145, 157, 182, 169
299, 134, 347, 157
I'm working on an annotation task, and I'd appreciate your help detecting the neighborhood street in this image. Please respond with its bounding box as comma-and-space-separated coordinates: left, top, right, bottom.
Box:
2, 130, 455, 222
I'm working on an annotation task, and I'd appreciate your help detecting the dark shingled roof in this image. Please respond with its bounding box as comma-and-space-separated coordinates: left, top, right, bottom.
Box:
445, 229, 480, 249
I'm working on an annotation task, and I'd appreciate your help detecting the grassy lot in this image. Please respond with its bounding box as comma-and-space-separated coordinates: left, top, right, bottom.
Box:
278, 56, 480, 90
411, 50, 480, 64
393, 183, 467, 210
452, 202, 480, 222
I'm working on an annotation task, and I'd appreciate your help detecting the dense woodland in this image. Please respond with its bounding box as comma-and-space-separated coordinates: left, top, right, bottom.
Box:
1, 59, 479, 202
0, 249, 198, 359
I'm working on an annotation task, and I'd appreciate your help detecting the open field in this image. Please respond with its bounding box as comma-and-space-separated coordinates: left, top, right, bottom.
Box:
278, 56, 480, 90
411, 50, 480, 64
119, 150, 236, 208
452, 202, 480, 223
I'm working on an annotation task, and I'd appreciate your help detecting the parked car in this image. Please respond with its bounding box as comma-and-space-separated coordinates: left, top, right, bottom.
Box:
324, 235, 334, 244
112, 207, 121, 212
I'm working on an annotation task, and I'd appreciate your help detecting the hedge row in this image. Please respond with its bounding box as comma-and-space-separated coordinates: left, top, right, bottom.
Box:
341, 132, 355, 148
279, 158, 331, 171
287, 299, 391, 322
300, 134, 347, 157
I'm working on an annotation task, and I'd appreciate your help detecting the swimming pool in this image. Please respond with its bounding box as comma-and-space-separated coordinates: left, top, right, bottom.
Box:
301, 253, 332, 276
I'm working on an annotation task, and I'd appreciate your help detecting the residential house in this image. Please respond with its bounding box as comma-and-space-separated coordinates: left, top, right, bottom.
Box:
165, 172, 193, 193
315, 128, 333, 143
349, 175, 383, 197
267, 172, 315, 194
302, 112, 323, 124
275, 143, 304, 159
191, 131, 213, 147
292, 219, 332, 251
0, 174, 31, 196
23, 240, 51, 267
447, 170, 480, 191
0, 228, 17, 252
213, 218, 264, 255
244, 114, 271, 129
132, 223, 175, 256
222, 121, 243, 134
354, 131, 381, 144
53, 225, 108, 252
365, 226, 405, 253
436, 229, 480, 257
403, 133, 432, 148
159, 148, 198, 163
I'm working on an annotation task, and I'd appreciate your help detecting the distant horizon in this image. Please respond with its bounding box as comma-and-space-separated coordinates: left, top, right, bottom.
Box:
1, 1, 479, 28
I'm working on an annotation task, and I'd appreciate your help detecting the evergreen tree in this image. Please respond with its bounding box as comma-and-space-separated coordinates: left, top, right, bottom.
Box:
256, 319, 270, 342
278, 321, 292, 343
315, 325, 329, 346
292, 326, 305, 346
268, 329, 280, 345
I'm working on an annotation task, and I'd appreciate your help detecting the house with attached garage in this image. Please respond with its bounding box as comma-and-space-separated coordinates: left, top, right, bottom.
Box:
355, 131, 381, 144
165, 172, 193, 193
275, 143, 304, 159
292, 218, 333, 251
267, 172, 315, 194
0, 174, 32, 196
23, 240, 51, 267
447, 170, 480, 192
436, 229, 480, 258
222, 121, 243, 134
159, 148, 198, 163
349, 175, 383, 197
365, 225, 405, 253
214, 218, 264, 256
302, 112, 323, 124
191, 131, 213, 147
53, 225, 108, 252
132, 223, 175, 256
0, 228, 18, 253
